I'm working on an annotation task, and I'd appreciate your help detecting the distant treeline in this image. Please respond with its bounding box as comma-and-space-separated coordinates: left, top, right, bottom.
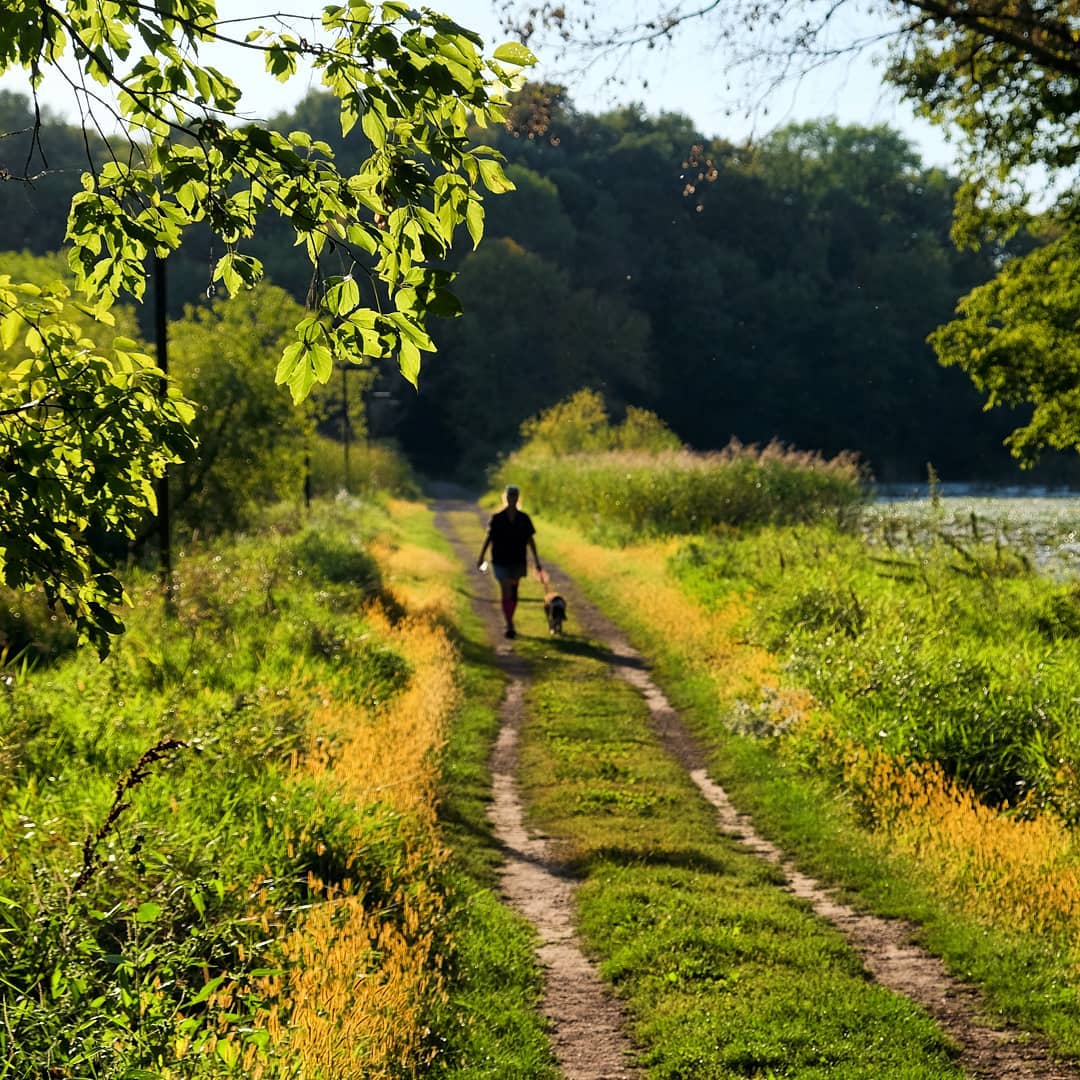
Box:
1, 84, 1070, 484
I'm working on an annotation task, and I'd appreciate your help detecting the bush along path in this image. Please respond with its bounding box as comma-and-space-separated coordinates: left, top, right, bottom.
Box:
433, 496, 1080, 1079
435, 495, 640, 1080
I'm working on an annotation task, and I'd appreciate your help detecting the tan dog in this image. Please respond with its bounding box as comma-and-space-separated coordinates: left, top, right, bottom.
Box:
536, 569, 567, 635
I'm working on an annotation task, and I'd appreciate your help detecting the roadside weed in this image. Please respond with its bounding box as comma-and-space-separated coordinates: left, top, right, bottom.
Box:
0, 498, 459, 1077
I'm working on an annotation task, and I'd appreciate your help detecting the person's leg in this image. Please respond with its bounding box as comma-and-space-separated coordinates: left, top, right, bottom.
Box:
499, 578, 519, 635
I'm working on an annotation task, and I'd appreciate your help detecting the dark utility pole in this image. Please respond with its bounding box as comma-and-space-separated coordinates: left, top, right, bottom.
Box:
153, 255, 172, 609
341, 362, 351, 492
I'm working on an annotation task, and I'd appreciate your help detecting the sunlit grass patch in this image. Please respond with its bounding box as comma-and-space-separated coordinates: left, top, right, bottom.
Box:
540, 520, 778, 713
854, 751, 1080, 939
271, 865, 448, 1078
303, 608, 458, 818
361, 497, 461, 620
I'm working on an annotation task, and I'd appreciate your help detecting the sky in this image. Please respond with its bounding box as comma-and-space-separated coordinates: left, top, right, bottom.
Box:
0, 0, 957, 170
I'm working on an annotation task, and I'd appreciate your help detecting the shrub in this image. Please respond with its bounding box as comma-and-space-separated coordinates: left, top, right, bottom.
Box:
307, 436, 419, 499
516, 389, 682, 457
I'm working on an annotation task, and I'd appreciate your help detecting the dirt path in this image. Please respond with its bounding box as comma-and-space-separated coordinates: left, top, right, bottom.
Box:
435, 498, 640, 1080
434, 494, 1080, 1079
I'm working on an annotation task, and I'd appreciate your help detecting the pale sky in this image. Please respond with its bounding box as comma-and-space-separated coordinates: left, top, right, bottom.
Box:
0, 0, 957, 169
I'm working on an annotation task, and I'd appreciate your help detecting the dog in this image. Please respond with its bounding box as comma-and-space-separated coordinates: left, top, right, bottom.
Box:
543, 591, 567, 635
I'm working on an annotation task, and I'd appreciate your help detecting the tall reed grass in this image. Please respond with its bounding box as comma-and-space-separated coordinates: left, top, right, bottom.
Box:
497, 441, 866, 539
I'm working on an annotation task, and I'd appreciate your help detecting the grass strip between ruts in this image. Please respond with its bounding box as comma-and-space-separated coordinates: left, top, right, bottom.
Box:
510, 626, 963, 1078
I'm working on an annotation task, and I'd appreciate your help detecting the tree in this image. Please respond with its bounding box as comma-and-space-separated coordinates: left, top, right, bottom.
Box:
0, 0, 533, 651
483, 163, 577, 264
398, 236, 652, 475
497, 0, 1078, 237
166, 285, 314, 534
498, 2, 1080, 468
931, 230, 1080, 462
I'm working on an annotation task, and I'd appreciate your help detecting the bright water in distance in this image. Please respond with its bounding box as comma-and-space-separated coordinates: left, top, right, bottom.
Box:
865, 487, 1080, 577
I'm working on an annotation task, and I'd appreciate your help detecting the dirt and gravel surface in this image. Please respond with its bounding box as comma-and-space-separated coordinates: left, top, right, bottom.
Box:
434, 494, 1080, 1080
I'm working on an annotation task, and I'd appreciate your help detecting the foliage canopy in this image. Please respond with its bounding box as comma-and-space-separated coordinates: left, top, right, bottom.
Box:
496, 1, 1080, 467
498, 0, 1080, 236
931, 231, 1080, 462
0, 0, 533, 650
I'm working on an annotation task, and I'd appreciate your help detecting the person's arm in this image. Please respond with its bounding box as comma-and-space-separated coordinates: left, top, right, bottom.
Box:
529, 536, 542, 574
477, 530, 491, 569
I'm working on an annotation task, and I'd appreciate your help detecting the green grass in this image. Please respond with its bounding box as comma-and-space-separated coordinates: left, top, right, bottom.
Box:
668, 521, 1080, 819
510, 632, 963, 1078
541, 515, 1080, 1059
0, 498, 428, 1077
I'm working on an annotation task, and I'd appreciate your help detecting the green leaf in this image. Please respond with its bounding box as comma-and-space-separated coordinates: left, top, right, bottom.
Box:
361, 107, 386, 149
398, 336, 421, 386
216, 1039, 241, 1067
341, 275, 361, 312
341, 95, 361, 137
389, 310, 434, 351
134, 901, 162, 924
24, 326, 44, 355
287, 362, 318, 403
465, 200, 484, 249
477, 158, 514, 194
275, 341, 305, 386
427, 287, 463, 318
187, 976, 226, 1007
310, 343, 334, 383
492, 42, 536, 67
0, 311, 21, 351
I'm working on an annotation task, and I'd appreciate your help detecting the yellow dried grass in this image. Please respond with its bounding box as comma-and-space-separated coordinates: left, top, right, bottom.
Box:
543, 523, 779, 706
304, 608, 458, 818
273, 870, 446, 1079
247, 513, 460, 1078
849, 747, 1080, 939
368, 504, 458, 620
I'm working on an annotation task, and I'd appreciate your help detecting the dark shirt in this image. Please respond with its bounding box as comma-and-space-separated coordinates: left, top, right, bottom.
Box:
487, 508, 535, 567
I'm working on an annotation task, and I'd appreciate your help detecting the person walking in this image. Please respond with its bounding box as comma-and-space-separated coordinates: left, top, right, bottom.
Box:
477, 484, 542, 639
